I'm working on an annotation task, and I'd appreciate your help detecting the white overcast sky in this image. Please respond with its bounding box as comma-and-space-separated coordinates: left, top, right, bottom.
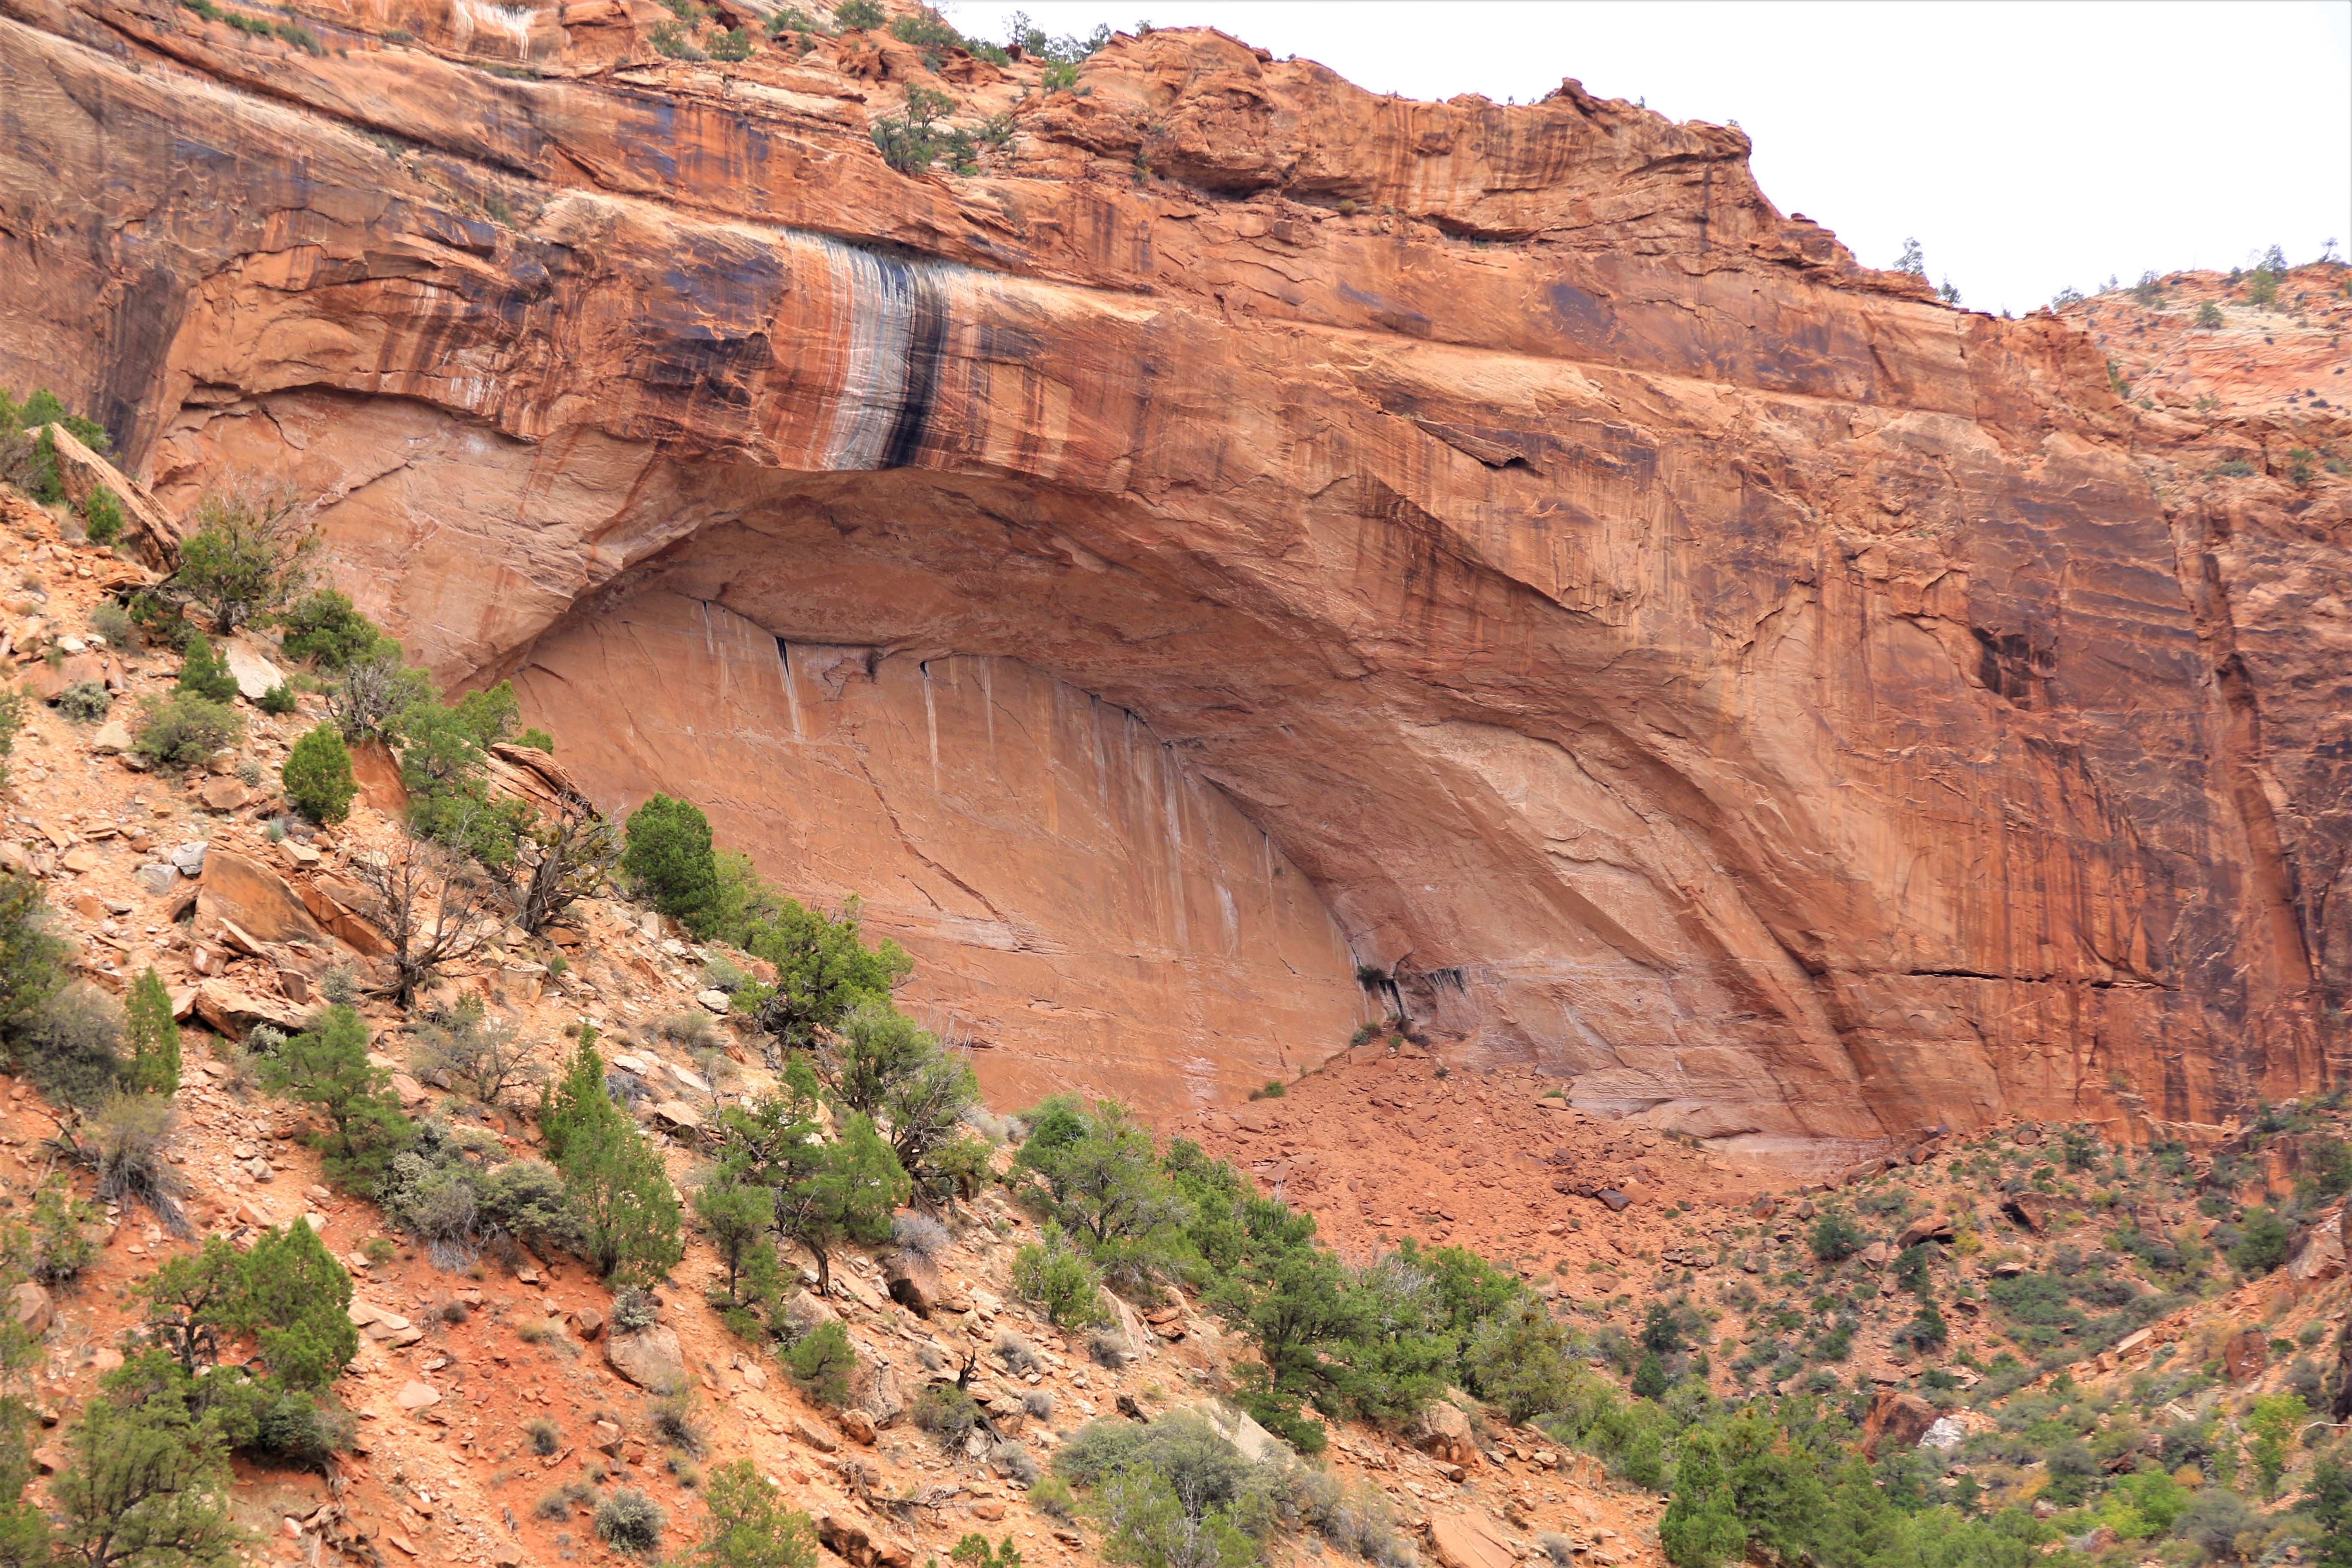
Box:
936, 0, 2352, 318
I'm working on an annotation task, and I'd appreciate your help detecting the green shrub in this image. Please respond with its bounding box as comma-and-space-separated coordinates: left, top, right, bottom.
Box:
133, 691, 244, 769
262, 1004, 416, 1192
833, 0, 883, 27
1011, 1222, 1106, 1328
46, 1386, 243, 1568
649, 20, 705, 58
1807, 1212, 1863, 1262
2228, 1206, 2291, 1275
234, 1219, 358, 1390
783, 1319, 857, 1407
125, 967, 181, 1097
542, 1036, 685, 1285
276, 588, 381, 669
0, 684, 23, 789
81, 485, 125, 546
258, 683, 297, 715
175, 631, 239, 702
707, 25, 750, 58
2195, 300, 2225, 329
169, 488, 318, 632
282, 723, 357, 824
692, 1459, 819, 1568
734, 893, 911, 1050
22, 1172, 101, 1290
622, 793, 721, 932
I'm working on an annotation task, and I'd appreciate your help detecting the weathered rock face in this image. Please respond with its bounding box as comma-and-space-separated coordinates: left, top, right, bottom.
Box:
1, 0, 2343, 1150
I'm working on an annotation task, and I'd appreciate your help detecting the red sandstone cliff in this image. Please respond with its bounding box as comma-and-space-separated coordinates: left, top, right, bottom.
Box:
1, 0, 2344, 1152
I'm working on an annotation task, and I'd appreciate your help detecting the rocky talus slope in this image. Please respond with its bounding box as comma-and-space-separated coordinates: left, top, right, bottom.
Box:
1, 0, 2346, 1145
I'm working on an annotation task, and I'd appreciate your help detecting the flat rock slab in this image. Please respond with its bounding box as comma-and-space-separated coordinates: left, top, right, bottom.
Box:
396, 1381, 440, 1410
603, 1325, 687, 1392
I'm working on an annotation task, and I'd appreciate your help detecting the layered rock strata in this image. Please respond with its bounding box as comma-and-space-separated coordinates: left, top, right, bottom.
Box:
1, 0, 2343, 1144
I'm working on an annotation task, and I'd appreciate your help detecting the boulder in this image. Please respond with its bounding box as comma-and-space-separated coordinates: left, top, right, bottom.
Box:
2223, 1327, 2267, 1384
295, 876, 392, 956
349, 740, 407, 815
697, 988, 731, 1014
191, 981, 311, 1041
1408, 1399, 1478, 1466
8, 1282, 54, 1340
196, 849, 333, 946
31, 419, 181, 566
1426, 1511, 1516, 1568
2287, 1202, 2346, 1285
1896, 1213, 1955, 1249
1859, 1391, 1937, 1457
197, 777, 251, 813
648, 1099, 702, 1134
1178, 1400, 1286, 1464
884, 1251, 948, 1317
168, 842, 207, 877
837, 1408, 877, 1446
785, 1290, 841, 1336
396, 1381, 441, 1411
222, 641, 284, 701
793, 1417, 839, 1453
90, 719, 135, 755
2003, 1194, 2053, 1234
570, 1306, 605, 1341
135, 863, 177, 895
851, 1360, 905, 1428
1919, 1416, 1968, 1452
603, 1325, 688, 1392
816, 1514, 912, 1568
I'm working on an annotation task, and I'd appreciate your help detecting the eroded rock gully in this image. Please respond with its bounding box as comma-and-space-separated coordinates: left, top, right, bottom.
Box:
2, 0, 2345, 1153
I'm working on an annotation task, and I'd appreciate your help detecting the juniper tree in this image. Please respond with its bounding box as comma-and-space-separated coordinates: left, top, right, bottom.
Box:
261, 1004, 415, 1190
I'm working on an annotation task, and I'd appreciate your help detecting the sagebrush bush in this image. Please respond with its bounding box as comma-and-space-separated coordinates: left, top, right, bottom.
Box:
893, 1210, 951, 1260
613, 1286, 659, 1333
55, 680, 110, 722
89, 602, 137, 651
994, 1329, 1042, 1376
652, 1394, 704, 1455
75, 1092, 187, 1228
594, 1487, 665, 1554
18, 984, 126, 1109
527, 1417, 560, 1455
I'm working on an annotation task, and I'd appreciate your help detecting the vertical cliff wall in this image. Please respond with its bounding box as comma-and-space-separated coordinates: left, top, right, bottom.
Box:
1, 0, 2342, 1149
512, 589, 1370, 1112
